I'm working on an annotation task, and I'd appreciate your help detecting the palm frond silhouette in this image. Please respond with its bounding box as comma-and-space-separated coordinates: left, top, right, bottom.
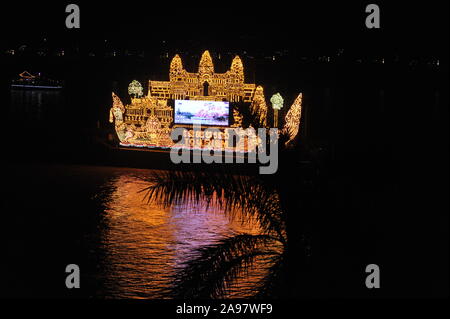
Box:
142, 96, 307, 298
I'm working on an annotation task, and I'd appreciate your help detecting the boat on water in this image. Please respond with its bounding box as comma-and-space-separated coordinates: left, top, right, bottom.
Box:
11, 71, 63, 89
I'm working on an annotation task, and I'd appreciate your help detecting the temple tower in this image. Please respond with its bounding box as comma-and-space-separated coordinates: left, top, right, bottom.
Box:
170, 54, 184, 80
230, 55, 244, 83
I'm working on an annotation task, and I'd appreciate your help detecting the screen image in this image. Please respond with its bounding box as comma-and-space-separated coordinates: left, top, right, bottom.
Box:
174, 100, 229, 126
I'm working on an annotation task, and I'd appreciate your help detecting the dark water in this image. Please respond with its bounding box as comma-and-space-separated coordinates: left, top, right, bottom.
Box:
96, 169, 265, 298
9, 89, 63, 121
2, 163, 266, 298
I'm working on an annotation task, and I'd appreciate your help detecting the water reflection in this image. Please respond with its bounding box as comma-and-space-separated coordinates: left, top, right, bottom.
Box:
9, 89, 63, 123
98, 171, 263, 298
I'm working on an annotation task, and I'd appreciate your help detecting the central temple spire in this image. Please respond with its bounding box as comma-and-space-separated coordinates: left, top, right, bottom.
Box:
149, 50, 259, 103
198, 50, 214, 76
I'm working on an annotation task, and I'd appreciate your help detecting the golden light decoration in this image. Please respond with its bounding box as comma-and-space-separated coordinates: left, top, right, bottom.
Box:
250, 86, 268, 127
109, 50, 274, 149
149, 50, 257, 103
231, 109, 243, 128
198, 50, 215, 77
270, 93, 284, 128
282, 93, 303, 146
109, 92, 125, 124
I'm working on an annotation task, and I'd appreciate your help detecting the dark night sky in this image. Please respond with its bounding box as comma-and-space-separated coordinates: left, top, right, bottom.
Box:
1, 1, 448, 58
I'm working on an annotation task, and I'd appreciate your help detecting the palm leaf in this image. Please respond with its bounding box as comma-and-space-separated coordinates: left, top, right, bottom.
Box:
172, 234, 282, 298
141, 169, 286, 242
254, 251, 288, 298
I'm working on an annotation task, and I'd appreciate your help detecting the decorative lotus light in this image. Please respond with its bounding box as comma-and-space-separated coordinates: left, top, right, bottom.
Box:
270, 93, 284, 127
128, 80, 143, 98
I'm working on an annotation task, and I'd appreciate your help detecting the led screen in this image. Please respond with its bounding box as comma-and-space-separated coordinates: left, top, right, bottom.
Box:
174, 100, 229, 126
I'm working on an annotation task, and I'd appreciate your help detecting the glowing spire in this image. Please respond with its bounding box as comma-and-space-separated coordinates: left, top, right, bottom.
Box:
199, 50, 214, 75
230, 55, 244, 82
170, 54, 183, 73
230, 55, 243, 71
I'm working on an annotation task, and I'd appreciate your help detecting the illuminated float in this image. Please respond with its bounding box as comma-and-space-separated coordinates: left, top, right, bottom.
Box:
109, 50, 303, 151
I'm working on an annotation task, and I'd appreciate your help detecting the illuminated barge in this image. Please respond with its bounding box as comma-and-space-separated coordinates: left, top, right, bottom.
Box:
109, 50, 302, 151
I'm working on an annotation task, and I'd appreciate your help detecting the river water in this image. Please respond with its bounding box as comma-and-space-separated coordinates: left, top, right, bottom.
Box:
3, 89, 271, 299
95, 167, 263, 298
2, 163, 265, 298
